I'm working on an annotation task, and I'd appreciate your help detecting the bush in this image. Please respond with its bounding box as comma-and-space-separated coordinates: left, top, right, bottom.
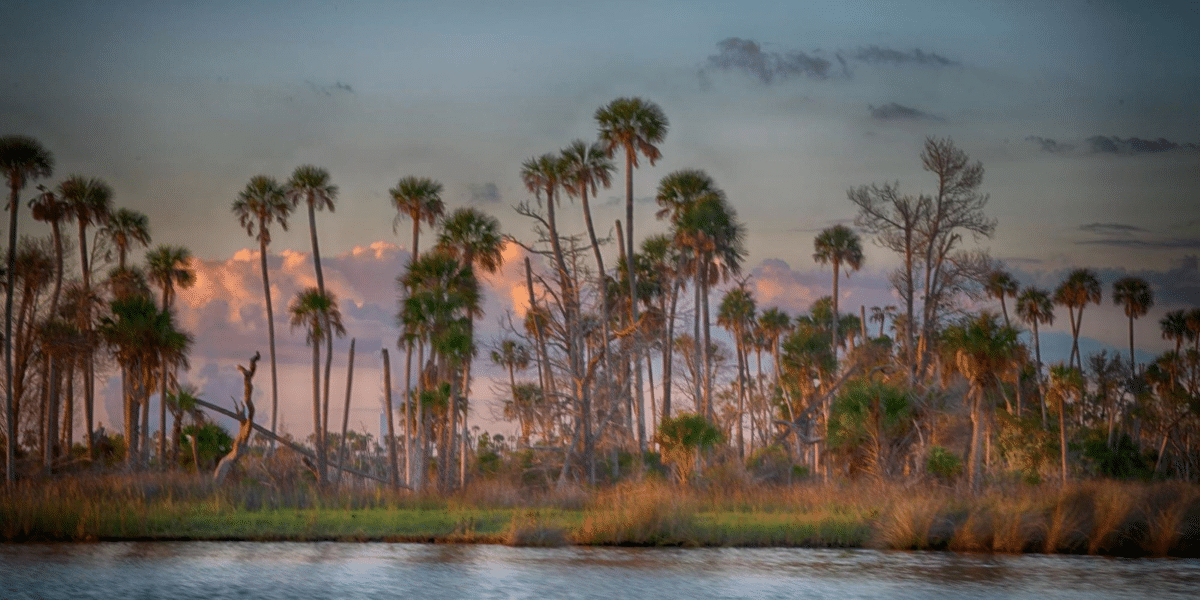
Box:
927, 446, 962, 481
180, 422, 232, 471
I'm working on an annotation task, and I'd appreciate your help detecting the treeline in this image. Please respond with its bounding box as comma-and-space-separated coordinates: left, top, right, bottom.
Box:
3, 98, 1198, 491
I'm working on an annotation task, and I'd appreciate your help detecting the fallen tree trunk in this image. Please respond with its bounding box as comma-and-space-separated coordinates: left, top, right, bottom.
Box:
193, 391, 401, 488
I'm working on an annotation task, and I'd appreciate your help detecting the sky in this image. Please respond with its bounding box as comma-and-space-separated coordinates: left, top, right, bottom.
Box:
3, 0, 1199, 440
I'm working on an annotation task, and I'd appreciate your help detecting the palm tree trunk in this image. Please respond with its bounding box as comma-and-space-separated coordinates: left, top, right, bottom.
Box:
78, 221, 95, 461
622, 149, 647, 458
257, 233, 281, 449
306, 198, 328, 484
311, 339, 323, 486
831, 259, 840, 363
337, 339, 355, 487
403, 340, 413, 486
579, 188, 608, 483
382, 347, 399, 491
4, 180, 17, 482
701, 268, 713, 420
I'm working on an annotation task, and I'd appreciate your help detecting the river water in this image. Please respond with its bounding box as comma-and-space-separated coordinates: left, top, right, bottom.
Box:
2, 542, 1197, 599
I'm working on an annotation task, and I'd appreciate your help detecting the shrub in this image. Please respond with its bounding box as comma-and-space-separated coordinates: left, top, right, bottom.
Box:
927, 446, 962, 481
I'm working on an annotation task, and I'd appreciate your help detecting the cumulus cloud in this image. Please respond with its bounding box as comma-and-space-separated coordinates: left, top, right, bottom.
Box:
868, 103, 940, 121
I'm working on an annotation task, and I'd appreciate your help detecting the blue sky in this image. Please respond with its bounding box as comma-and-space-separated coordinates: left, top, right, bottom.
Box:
4, 0, 1199, 436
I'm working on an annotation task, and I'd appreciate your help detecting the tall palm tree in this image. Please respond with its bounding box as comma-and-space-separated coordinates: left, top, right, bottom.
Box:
717, 285, 756, 460
2, 135, 54, 481
1046, 363, 1083, 485
1112, 276, 1154, 373
146, 244, 196, 463
100, 207, 151, 270
812, 225, 864, 363
658, 170, 746, 417
1016, 286, 1055, 424
389, 176, 444, 262
289, 287, 344, 486
985, 268, 1019, 328
285, 165, 338, 475
1054, 268, 1102, 371
640, 234, 685, 423
388, 175, 444, 484
596, 97, 668, 455
59, 175, 112, 460
492, 339, 531, 442
232, 175, 292, 444
435, 207, 504, 486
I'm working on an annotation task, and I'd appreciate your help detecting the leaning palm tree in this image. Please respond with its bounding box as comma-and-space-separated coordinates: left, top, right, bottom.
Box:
146, 244, 196, 463
289, 287, 345, 486
59, 175, 112, 460
1016, 286, 1055, 425
985, 268, 1019, 328
232, 175, 292, 444
1054, 268, 1102, 371
1112, 276, 1154, 374
285, 165, 338, 474
812, 225, 864, 363
596, 98, 668, 453
100, 207, 151, 269
1, 134, 54, 481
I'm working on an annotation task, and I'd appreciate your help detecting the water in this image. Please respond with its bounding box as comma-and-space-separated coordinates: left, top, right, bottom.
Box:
3, 542, 1198, 600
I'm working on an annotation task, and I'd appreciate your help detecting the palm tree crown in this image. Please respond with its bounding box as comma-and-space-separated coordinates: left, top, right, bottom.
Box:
232, 175, 291, 245
389, 176, 444, 260
101, 207, 151, 269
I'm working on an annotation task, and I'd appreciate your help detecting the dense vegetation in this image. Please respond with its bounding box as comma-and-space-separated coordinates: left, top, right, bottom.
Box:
2, 98, 1199, 552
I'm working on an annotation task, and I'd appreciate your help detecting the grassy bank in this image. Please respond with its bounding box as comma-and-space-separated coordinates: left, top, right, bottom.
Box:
3, 474, 1198, 556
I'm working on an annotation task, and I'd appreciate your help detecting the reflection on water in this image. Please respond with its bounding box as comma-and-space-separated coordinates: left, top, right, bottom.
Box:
3, 542, 1198, 600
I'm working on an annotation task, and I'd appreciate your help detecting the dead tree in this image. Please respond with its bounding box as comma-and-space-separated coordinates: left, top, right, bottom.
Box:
214, 351, 259, 484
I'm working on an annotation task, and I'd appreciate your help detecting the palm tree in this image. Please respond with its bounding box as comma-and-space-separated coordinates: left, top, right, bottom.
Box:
596, 97, 669, 456
657, 170, 746, 418
1046, 363, 1083, 485
59, 175, 112, 460
100, 207, 151, 270
491, 339, 531, 443
640, 234, 686, 423
1161, 309, 1189, 356
1016, 286, 1055, 424
812, 225, 864, 363
146, 244, 196, 463
1111, 276, 1154, 373
2, 135, 54, 481
389, 176, 444, 262
757, 307, 791, 410
232, 175, 292, 444
289, 287, 345, 485
941, 312, 1020, 491
1054, 268, 1102, 372
285, 165, 338, 476
435, 207, 504, 486
717, 285, 756, 460
985, 268, 1019, 328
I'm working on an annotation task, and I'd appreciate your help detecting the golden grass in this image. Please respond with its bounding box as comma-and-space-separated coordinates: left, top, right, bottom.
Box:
3, 472, 1198, 556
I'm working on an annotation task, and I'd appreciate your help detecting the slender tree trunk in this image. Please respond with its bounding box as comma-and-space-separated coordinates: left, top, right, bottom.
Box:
382, 347, 398, 491
622, 150, 647, 458
306, 198, 328, 484
78, 221, 95, 462
310, 338, 323, 486
1033, 321, 1046, 427
662, 278, 679, 424
336, 339, 355, 487
5, 180, 17, 483
693, 264, 703, 415
257, 231, 281, 449
402, 340, 412, 486
579, 188, 608, 481
701, 268, 713, 420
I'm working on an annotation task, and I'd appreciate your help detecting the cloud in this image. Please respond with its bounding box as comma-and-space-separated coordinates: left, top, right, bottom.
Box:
1087, 135, 1199, 154
854, 46, 957, 67
868, 103, 940, 122
705, 37, 834, 84
1026, 136, 1074, 153
305, 80, 355, 97
469, 182, 501, 204
1075, 237, 1200, 250
1078, 223, 1147, 235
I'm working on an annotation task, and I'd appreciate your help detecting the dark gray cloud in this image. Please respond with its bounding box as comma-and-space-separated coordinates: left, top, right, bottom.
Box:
706, 37, 833, 84
869, 103, 939, 121
702, 38, 957, 86
854, 45, 957, 67
1079, 222, 1146, 235
1087, 135, 1198, 154
305, 80, 355, 97
1026, 136, 1074, 153
470, 182, 501, 204
1076, 236, 1200, 250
